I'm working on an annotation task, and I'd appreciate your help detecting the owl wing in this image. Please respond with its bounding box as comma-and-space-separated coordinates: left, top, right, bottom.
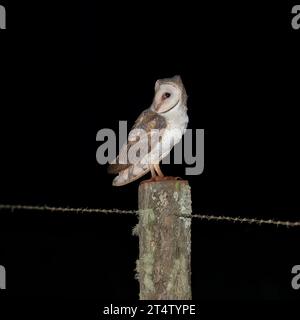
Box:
108, 109, 167, 186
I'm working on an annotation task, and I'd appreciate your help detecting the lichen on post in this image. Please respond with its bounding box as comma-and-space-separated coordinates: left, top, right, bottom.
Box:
134, 179, 192, 300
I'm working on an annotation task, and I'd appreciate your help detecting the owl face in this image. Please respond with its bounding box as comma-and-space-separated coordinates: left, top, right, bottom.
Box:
151, 75, 187, 114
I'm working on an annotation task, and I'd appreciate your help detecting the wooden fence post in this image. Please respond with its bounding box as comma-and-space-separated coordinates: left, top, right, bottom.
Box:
134, 179, 192, 300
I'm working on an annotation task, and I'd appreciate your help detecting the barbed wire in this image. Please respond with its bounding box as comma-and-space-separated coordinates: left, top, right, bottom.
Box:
1, 203, 300, 228
0, 204, 137, 215
179, 213, 300, 227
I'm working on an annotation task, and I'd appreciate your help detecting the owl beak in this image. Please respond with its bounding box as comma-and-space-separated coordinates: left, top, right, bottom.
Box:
154, 102, 162, 112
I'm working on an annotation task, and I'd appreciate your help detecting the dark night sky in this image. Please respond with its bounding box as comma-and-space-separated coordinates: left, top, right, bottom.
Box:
0, 0, 299, 307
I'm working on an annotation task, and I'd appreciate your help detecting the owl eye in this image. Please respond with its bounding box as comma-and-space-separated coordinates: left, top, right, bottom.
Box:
162, 92, 171, 100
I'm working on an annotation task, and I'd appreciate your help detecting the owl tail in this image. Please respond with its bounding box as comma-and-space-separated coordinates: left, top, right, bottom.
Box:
112, 163, 150, 186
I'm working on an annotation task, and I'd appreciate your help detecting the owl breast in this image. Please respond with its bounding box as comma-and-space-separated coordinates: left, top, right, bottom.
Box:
159, 104, 189, 159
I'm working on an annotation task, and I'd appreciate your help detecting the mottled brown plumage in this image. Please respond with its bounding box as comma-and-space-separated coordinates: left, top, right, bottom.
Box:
107, 109, 166, 174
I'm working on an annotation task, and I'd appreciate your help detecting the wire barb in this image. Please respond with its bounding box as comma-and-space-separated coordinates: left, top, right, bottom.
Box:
0, 204, 300, 228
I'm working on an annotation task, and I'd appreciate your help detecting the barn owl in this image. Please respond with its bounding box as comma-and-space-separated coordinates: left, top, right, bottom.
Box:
108, 75, 188, 186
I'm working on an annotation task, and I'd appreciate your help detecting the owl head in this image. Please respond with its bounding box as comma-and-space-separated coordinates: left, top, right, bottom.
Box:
151, 75, 188, 113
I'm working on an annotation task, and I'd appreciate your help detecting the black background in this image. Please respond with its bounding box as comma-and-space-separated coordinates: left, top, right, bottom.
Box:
0, 0, 299, 310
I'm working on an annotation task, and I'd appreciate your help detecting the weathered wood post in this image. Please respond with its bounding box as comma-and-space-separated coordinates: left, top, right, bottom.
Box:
134, 180, 192, 300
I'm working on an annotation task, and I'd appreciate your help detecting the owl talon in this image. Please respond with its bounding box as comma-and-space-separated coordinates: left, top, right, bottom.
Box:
163, 176, 182, 181
140, 176, 183, 184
